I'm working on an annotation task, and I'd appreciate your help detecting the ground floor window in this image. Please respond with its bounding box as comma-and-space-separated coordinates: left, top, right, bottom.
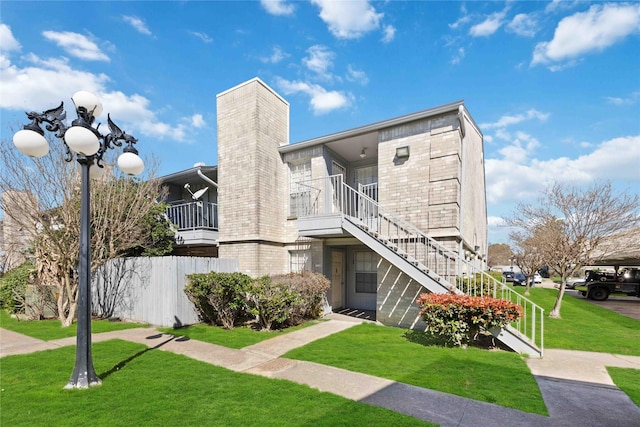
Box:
290, 250, 311, 273
355, 251, 377, 293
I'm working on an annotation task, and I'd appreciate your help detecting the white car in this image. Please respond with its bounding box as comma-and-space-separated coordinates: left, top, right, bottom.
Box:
533, 273, 542, 283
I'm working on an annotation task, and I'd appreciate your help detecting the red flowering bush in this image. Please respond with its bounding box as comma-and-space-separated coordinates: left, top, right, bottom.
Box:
416, 293, 523, 347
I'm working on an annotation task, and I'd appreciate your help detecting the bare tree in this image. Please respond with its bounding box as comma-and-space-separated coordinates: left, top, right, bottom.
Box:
506, 181, 640, 318
510, 230, 545, 296
0, 136, 172, 326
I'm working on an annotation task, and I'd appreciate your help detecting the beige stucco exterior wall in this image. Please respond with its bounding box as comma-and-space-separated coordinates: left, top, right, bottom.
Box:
216, 78, 291, 276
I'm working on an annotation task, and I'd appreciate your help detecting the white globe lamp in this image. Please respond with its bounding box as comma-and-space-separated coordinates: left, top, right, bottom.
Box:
64, 126, 100, 156
71, 90, 103, 117
13, 129, 50, 157
118, 151, 144, 176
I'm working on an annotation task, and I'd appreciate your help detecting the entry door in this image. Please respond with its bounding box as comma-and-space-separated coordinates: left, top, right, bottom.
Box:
331, 251, 344, 309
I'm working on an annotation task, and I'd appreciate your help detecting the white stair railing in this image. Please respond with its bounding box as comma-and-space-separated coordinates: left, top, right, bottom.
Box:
298, 175, 544, 354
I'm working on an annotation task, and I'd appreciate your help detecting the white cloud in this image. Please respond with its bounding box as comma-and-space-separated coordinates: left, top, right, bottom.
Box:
346, 65, 368, 85
303, 45, 335, 79
0, 24, 21, 52
507, 13, 538, 37
189, 31, 213, 43
606, 90, 640, 106
42, 31, 109, 62
311, 0, 383, 39
0, 37, 194, 143
470, 9, 508, 37
122, 15, 153, 36
1, 53, 111, 111
451, 47, 465, 65
497, 132, 540, 163
449, 4, 470, 29
274, 77, 352, 115
260, 45, 288, 64
532, 3, 640, 68
482, 109, 550, 130
487, 216, 506, 227
485, 135, 640, 205
381, 25, 396, 43
191, 114, 205, 128
260, 0, 295, 16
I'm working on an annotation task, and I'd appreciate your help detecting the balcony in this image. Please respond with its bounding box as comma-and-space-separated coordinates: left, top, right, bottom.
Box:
166, 201, 219, 247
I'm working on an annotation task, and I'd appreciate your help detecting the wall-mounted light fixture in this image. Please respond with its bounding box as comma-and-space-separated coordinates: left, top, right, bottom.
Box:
396, 146, 410, 159
360, 148, 367, 159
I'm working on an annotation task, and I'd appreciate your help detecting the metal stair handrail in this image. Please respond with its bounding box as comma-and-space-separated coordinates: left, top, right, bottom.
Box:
298, 174, 544, 353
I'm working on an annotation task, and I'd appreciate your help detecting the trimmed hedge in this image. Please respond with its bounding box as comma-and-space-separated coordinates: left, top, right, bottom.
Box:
184, 272, 252, 329
416, 293, 523, 347
185, 271, 330, 331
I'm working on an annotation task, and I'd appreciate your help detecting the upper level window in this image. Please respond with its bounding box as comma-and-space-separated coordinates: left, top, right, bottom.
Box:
289, 160, 311, 218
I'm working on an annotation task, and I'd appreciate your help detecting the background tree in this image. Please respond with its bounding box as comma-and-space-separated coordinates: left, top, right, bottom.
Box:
487, 243, 514, 269
506, 181, 640, 318
0, 135, 174, 326
510, 230, 545, 296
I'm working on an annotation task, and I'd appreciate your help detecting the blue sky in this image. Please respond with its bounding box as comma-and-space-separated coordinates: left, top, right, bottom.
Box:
1, 1, 639, 243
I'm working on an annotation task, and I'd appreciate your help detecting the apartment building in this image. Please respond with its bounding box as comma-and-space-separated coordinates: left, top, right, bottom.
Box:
165, 77, 488, 329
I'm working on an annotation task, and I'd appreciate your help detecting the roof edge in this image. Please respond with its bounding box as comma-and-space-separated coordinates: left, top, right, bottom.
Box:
216, 77, 289, 107
279, 100, 465, 154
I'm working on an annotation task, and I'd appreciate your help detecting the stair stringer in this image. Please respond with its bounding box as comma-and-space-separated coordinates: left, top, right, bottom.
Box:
341, 217, 543, 358
341, 218, 460, 295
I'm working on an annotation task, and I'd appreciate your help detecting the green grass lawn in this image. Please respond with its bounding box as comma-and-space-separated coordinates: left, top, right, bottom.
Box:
0, 310, 145, 340
158, 320, 322, 349
510, 287, 640, 355
283, 323, 548, 415
0, 339, 432, 427
608, 367, 640, 408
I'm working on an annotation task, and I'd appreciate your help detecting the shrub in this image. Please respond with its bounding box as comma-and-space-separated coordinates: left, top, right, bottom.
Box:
456, 273, 501, 296
0, 262, 34, 314
184, 272, 252, 329
269, 271, 330, 326
416, 293, 523, 347
245, 276, 300, 331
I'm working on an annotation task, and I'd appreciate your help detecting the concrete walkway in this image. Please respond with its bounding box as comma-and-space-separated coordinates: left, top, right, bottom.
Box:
2, 316, 640, 426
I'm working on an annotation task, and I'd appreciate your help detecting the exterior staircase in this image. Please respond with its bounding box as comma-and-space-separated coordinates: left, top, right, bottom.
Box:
298, 175, 544, 358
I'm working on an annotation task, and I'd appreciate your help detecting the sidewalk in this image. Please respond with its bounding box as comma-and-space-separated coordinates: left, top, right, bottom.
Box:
2, 316, 640, 427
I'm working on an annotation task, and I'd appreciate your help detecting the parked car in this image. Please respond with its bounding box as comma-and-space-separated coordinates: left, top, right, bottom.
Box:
503, 271, 516, 282
566, 278, 585, 289
513, 273, 527, 286
533, 273, 542, 283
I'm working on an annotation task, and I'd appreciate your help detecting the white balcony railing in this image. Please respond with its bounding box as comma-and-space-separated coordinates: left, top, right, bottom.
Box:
166, 201, 218, 231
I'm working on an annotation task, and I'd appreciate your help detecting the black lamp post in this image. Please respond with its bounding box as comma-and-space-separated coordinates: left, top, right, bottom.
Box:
12, 91, 144, 389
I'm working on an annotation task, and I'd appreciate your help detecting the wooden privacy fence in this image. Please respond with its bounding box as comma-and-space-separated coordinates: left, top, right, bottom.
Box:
92, 256, 238, 327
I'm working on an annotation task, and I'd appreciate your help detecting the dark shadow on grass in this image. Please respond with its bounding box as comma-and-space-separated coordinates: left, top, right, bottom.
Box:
403, 330, 452, 347
403, 330, 512, 352
98, 334, 176, 379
